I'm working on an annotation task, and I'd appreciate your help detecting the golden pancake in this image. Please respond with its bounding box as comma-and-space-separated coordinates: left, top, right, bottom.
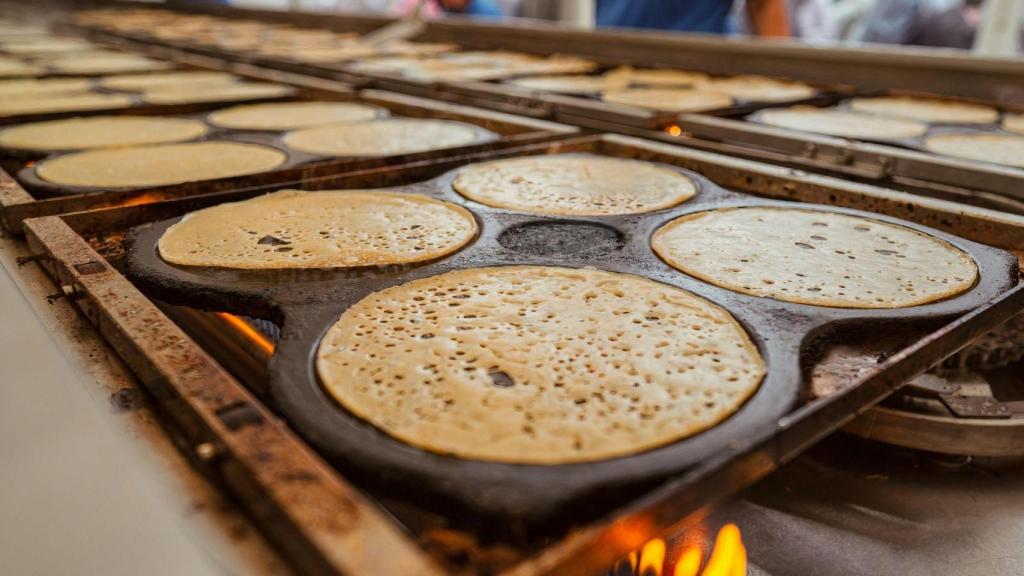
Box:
0, 58, 44, 78
507, 74, 628, 95
708, 76, 816, 103
1002, 114, 1024, 135
141, 83, 295, 105
317, 266, 765, 464
158, 190, 477, 269
99, 71, 240, 91
36, 141, 286, 188
652, 207, 978, 308
757, 106, 928, 140
0, 93, 134, 118
601, 88, 734, 112
849, 96, 998, 124
452, 154, 696, 216
0, 116, 208, 151
284, 118, 491, 157
1, 38, 95, 54
207, 101, 384, 130
923, 133, 1024, 168
604, 65, 708, 87
48, 54, 173, 75
0, 77, 93, 98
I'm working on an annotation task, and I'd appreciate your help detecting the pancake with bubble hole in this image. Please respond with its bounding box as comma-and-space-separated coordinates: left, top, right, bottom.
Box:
0, 116, 208, 152
756, 106, 928, 140
158, 189, 477, 269
316, 265, 765, 464
453, 154, 696, 216
208, 101, 385, 131
849, 96, 998, 124
652, 207, 977, 308
36, 141, 286, 188
284, 118, 493, 157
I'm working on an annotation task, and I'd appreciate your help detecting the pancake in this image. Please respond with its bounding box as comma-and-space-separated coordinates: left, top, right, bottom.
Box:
99, 71, 240, 91
601, 88, 734, 112
317, 265, 765, 464
49, 54, 173, 75
0, 58, 44, 78
452, 154, 696, 216
0, 116, 208, 152
0, 77, 93, 98
141, 83, 294, 105
284, 118, 491, 157
36, 141, 286, 188
849, 96, 998, 124
604, 65, 708, 87
207, 101, 385, 131
652, 207, 977, 308
707, 76, 816, 103
1, 38, 95, 54
756, 106, 928, 140
506, 74, 628, 95
1002, 114, 1024, 135
923, 133, 1024, 168
0, 93, 135, 118
158, 190, 477, 269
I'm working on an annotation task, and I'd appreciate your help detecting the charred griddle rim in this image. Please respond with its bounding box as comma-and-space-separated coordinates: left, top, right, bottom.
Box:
21, 216, 448, 576
119, 140, 1017, 530
22, 132, 1024, 575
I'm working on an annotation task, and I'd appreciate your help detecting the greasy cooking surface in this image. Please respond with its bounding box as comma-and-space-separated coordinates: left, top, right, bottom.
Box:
123, 152, 1018, 528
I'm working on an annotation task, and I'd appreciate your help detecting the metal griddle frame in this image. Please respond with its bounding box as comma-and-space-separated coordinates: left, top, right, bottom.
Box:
67, 1, 1024, 215
20, 133, 1024, 576
0, 45, 578, 236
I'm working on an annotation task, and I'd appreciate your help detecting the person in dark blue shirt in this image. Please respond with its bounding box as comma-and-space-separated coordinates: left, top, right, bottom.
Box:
439, 0, 504, 18
596, 0, 790, 36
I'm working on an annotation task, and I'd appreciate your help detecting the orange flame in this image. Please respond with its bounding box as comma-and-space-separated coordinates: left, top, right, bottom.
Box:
664, 125, 683, 137
216, 312, 275, 355
627, 524, 746, 576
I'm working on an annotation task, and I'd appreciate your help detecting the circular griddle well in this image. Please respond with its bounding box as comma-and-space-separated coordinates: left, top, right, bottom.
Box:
122, 153, 1019, 532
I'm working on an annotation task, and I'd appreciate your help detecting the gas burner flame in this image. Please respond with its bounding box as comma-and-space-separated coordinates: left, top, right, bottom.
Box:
663, 125, 684, 137
611, 524, 746, 576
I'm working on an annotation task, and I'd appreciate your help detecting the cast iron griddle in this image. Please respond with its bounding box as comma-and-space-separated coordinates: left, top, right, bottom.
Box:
122, 154, 1019, 532
13, 118, 497, 198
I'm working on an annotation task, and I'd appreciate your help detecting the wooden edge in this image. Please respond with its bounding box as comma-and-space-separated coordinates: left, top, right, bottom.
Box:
0, 166, 35, 233
599, 133, 1024, 250
22, 215, 445, 576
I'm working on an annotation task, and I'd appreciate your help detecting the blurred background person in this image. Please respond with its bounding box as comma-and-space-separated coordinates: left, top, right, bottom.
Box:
595, 0, 791, 36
